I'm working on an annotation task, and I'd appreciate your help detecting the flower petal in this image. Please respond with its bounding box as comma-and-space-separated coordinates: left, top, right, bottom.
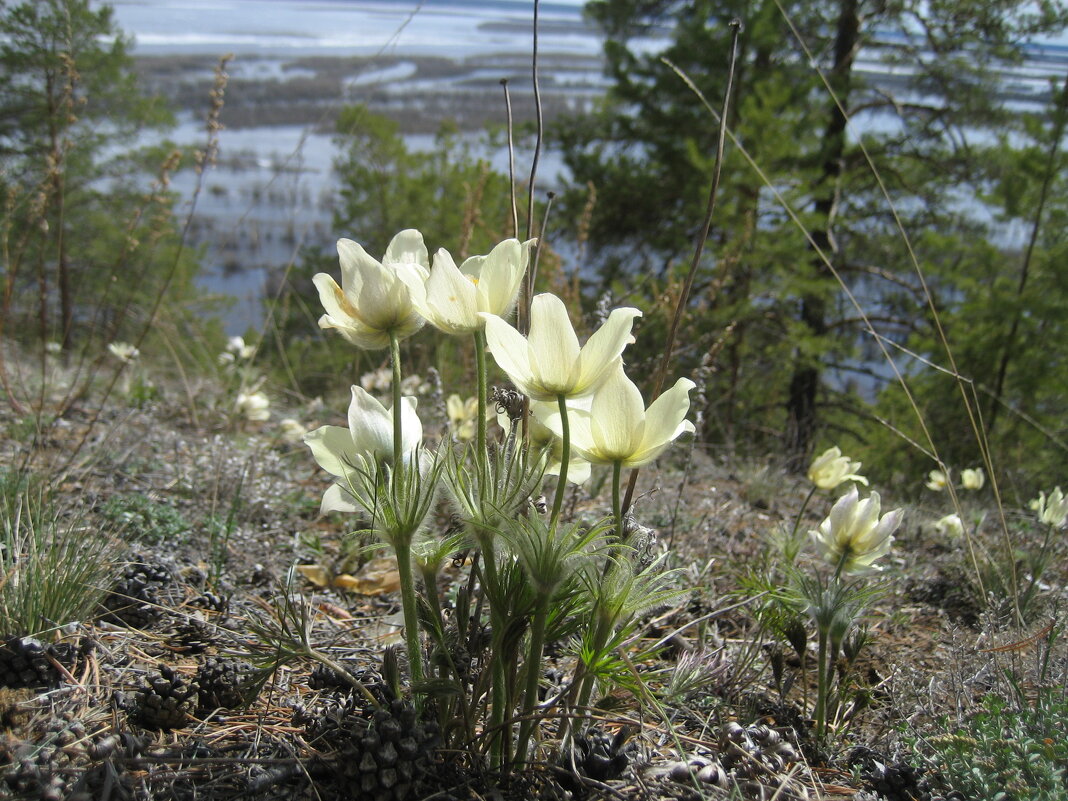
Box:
482, 313, 536, 397
527, 294, 581, 395
573, 306, 642, 395
347, 386, 394, 459
321, 482, 362, 514
632, 377, 695, 463
424, 248, 479, 333
474, 238, 531, 318
383, 229, 429, 270
589, 368, 645, 461
398, 395, 423, 455
303, 425, 358, 478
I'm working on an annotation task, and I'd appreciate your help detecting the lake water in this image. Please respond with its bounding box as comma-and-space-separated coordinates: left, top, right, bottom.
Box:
110, 1, 1068, 337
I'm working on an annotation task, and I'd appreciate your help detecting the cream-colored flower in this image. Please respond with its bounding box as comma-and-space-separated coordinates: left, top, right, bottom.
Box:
1030, 487, 1068, 528
538, 366, 694, 468
108, 342, 139, 363
810, 485, 902, 574
278, 417, 308, 443
236, 391, 270, 422
481, 293, 641, 401
399, 238, 536, 335
303, 386, 423, 513
313, 231, 429, 349
925, 469, 948, 491
934, 513, 964, 539
446, 394, 479, 442
360, 367, 392, 393
227, 335, 256, 360
961, 467, 985, 491
807, 446, 868, 490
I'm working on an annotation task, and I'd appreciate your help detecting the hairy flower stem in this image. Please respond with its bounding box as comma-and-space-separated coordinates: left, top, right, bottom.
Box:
515, 594, 550, 767
390, 332, 403, 475
550, 394, 570, 528
393, 540, 424, 696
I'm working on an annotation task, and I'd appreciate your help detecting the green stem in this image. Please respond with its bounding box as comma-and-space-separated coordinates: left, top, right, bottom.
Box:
515, 594, 550, 767
393, 541, 424, 694
390, 332, 403, 474
474, 329, 488, 461
550, 393, 570, 527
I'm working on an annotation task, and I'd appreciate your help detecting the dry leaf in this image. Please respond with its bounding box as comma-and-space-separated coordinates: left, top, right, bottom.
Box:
295, 564, 330, 588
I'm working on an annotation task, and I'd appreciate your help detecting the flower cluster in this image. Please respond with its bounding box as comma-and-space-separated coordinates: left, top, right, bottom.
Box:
300, 229, 697, 766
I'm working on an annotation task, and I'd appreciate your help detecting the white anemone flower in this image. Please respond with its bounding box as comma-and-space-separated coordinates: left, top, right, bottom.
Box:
934, 513, 964, 539
1030, 487, 1068, 528
236, 391, 270, 422
925, 469, 948, 491
810, 485, 902, 574
313, 231, 429, 350
807, 446, 869, 490
538, 366, 695, 468
481, 293, 641, 401
108, 342, 140, 363
446, 394, 479, 442
961, 467, 985, 491
399, 238, 536, 335
303, 385, 422, 513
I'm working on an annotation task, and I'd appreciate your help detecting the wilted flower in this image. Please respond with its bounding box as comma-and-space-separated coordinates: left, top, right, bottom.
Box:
925, 469, 948, 491
108, 342, 140, 363
807, 446, 868, 490
934, 513, 964, 539
303, 385, 422, 513
278, 417, 308, 443
810, 485, 902, 574
313, 231, 429, 349
236, 391, 270, 422
481, 292, 641, 401
538, 366, 695, 468
399, 238, 536, 335
961, 467, 985, 491
446, 394, 479, 442
1030, 487, 1068, 528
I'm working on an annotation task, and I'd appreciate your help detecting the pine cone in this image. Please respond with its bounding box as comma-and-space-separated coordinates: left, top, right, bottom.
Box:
163, 615, 217, 654
99, 558, 173, 628
560, 726, 634, 789
850, 748, 932, 801
196, 657, 258, 710
0, 637, 59, 689
133, 665, 199, 730
302, 694, 440, 801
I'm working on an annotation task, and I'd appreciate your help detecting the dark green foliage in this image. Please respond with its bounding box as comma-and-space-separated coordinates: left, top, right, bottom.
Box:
918, 689, 1068, 800
555, 0, 1068, 481
0, 0, 201, 356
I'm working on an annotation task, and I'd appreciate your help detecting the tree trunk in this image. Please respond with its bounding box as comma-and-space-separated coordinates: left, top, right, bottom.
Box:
785, 0, 860, 469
